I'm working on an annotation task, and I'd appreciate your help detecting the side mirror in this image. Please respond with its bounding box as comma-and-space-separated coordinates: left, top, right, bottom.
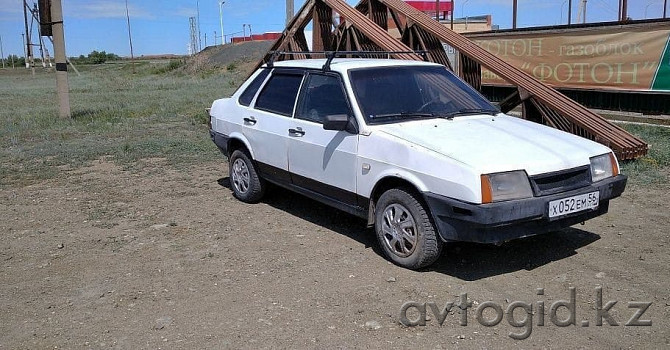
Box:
323, 114, 350, 131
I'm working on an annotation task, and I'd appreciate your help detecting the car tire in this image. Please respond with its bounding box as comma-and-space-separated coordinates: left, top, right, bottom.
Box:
375, 188, 443, 269
229, 149, 265, 203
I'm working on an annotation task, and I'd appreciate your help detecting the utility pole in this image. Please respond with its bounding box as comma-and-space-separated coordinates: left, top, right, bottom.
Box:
583, 0, 587, 23
665, 0, 668, 18
461, 0, 470, 30
23, 0, 32, 69
286, 0, 294, 26
513, 0, 518, 29
577, 0, 587, 24
51, 0, 71, 118
621, 0, 627, 21
197, 0, 202, 51
125, 0, 135, 73
21, 33, 27, 66
248, 24, 252, 39
0, 35, 5, 69
189, 17, 198, 55
568, 0, 572, 24
435, 0, 440, 21
219, 1, 225, 45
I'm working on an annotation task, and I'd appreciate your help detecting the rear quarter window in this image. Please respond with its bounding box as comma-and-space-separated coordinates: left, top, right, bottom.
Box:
255, 73, 304, 117
238, 69, 271, 107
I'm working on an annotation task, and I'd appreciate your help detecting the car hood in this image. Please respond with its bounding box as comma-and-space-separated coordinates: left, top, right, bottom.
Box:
375, 114, 611, 176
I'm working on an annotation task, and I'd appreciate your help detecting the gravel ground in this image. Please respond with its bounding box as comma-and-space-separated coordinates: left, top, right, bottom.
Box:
1, 158, 668, 349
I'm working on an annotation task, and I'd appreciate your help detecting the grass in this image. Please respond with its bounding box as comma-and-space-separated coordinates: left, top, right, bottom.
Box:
0, 61, 668, 188
0, 61, 247, 188
618, 123, 670, 185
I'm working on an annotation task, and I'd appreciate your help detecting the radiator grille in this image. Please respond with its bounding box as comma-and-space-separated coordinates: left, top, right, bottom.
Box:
530, 166, 591, 196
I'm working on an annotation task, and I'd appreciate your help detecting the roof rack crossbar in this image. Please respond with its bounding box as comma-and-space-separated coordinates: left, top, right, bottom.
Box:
265, 50, 428, 71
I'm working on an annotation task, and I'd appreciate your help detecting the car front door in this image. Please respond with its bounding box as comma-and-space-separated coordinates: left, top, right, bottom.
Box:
245, 69, 305, 183
288, 73, 359, 206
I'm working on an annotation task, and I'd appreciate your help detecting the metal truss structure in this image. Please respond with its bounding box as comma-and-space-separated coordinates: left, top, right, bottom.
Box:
255, 0, 648, 160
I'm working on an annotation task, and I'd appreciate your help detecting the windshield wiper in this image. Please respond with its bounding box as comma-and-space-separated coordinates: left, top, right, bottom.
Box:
373, 112, 437, 120
443, 108, 498, 117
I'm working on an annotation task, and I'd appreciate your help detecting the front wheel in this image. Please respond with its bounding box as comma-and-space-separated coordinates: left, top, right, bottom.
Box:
374, 188, 443, 269
229, 149, 265, 203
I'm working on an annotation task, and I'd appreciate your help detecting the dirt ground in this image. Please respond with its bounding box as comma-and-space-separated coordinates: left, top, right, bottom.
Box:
1, 157, 668, 349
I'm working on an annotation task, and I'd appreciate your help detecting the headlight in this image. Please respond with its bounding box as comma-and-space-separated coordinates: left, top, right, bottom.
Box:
481, 171, 533, 203
590, 153, 619, 182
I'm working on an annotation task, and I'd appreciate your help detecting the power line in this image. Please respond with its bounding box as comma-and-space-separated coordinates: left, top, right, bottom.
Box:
595, 0, 618, 15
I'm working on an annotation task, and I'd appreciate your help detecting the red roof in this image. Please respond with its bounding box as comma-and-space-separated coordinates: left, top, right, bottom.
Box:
405, 0, 453, 12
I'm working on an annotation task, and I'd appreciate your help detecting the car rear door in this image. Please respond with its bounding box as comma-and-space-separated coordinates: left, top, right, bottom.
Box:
287, 72, 359, 206
245, 68, 305, 183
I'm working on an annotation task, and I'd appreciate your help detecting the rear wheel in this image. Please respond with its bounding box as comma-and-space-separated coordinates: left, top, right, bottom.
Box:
229, 149, 265, 203
375, 188, 443, 269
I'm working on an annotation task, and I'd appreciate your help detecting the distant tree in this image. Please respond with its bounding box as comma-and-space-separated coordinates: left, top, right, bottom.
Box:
6, 55, 25, 67
66, 51, 121, 64
87, 50, 107, 64
106, 52, 120, 61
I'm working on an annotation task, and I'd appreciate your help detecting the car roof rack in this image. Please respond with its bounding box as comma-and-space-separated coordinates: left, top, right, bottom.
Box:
265, 50, 429, 71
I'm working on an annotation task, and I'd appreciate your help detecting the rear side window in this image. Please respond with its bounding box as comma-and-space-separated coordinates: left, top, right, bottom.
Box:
239, 69, 270, 107
255, 73, 304, 117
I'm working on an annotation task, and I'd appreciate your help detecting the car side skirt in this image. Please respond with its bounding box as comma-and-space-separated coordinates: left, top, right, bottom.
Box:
255, 163, 369, 219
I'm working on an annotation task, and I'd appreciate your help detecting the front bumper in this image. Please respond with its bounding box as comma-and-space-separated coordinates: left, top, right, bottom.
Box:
423, 175, 627, 244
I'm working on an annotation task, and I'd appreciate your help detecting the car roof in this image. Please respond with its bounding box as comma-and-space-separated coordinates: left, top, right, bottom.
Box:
265, 58, 442, 73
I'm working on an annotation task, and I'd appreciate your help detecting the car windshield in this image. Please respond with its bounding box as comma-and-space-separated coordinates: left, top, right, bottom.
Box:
349, 65, 499, 124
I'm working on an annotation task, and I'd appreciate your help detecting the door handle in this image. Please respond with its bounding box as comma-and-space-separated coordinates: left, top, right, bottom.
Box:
243, 117, 257, 125
288, 127, 305, 137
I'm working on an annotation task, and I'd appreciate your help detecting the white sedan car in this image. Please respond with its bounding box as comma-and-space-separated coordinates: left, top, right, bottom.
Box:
209, 58, 627, 269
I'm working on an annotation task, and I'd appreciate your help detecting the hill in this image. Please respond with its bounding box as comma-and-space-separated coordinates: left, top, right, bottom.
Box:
193, 41, 274, 70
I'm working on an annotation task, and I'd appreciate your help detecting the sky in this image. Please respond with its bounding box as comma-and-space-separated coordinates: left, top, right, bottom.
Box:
0, 0, 667, 58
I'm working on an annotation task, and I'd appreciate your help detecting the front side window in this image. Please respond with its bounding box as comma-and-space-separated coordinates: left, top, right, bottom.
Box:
238, 69, 270, 107
255, 72, 303, 117
296, 74, 351, 124
349, 66, 498, 124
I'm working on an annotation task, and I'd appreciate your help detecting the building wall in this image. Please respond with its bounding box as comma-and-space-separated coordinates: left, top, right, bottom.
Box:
388, 19, 492, 39
450, 21, 492, 33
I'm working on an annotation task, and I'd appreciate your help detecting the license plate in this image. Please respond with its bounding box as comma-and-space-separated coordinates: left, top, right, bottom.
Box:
548, 192, 599, 219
